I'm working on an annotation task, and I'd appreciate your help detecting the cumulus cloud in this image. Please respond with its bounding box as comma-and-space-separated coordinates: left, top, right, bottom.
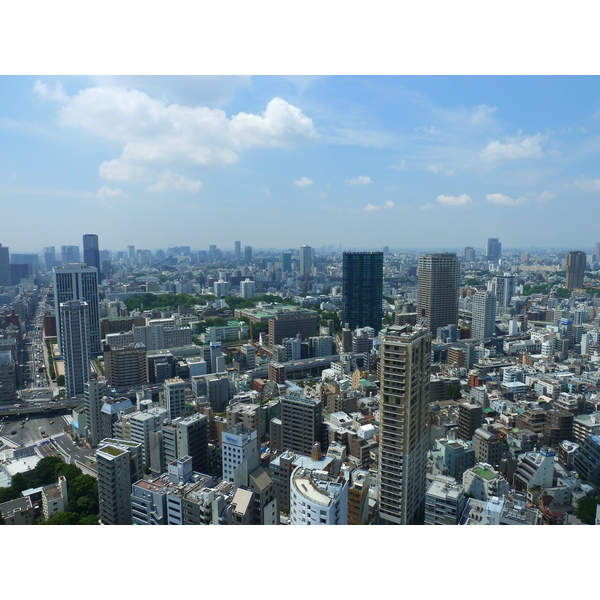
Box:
347, 175, 373, 185
471, 104, 497, 125
426, 163, 454, 176
36, 84, 316, 183
364, 200, 394, 212
485, 193, 526, 206
146, 172, 203, 194
294, 177, 313, 187
435, 194, 472, 207
481, 132, 547, 161
33, 80, 69, 103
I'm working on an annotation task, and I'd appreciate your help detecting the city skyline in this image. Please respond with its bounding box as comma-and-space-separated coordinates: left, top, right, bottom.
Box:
2, 76, 600, 252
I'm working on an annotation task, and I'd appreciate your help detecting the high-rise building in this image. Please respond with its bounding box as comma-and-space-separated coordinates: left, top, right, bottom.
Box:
234, 241, 241, 262
0, 243, 10, 286
127, 245, 135, 264
61, 245, 80, 264
0, 350, 17, 404
59, 300, 90, 398
281, 251, 292, 274
43, 246, 57, 272
299, 245, 312, 276
378, 325, 431, 524
53, 263, 101, 355
96, 438, 143, 525
566, 250, 586, 291
221, 424, 260, 486
594, 243, 600, 264
240, 278, 255, 299
490, 275, 516, 308
103, 343, 147, 389
161, 377, 187, 420
84, 373, 106, 447
472, 290, 496, 340
463, 246, 475, 262
244, 245, 253, 264
82, 234, 100, 273
342, 251, 383, 332
486, 238, 502, 262
417, 253, 459, 334
281, 394, 322, 456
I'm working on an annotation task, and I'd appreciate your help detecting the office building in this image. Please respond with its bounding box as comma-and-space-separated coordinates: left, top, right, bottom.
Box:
486, 238, 502, 262
417, 253, 460, 334
0, 350, 17, 404
53, 263, 101, 355
457, 403, 483, 441
290, 466, 348, 525
43, 246, 57, 271
281, 251, 292, 273
104, 343, 147, 389
299, 245, 312, 276
342, 251, 384, 332
221, 424, 260, 487
472, 290, 496, 339
491, 275, 516, 308
424, 476, 467, 525
566, 250, 586, 291
161, 377, 187, 420
463, 246, 475, 262
61, 245, 80, 264
59, 300, 90, 398
234, 241, 241, 262
244, 245, 252, 264
0, 244, 10, 286
84, 373, 106, 447
378, 325, 431, 525
96, 438, 143, 525
120, 407, 169, 467
573, 435, 600, 486
281, 394, 323, 456
82, 234, 100, 272
162, 413, 209, 474
268, 310, 318, 346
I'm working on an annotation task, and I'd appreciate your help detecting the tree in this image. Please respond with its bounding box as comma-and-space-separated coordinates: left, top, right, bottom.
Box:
575, 496, 600, 525
40, 511, 81, 525
56, 374, 65, 387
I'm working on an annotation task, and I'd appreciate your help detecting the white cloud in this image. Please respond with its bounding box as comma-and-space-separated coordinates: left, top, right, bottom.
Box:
416, 125, 441, 135
481, 132, 547, 161
391, 159, 407, 171
568, 178, 600, 192
95, 185, 127, 200
38, 85, 316, 183
426, 163, 454, 176
364, 200, 394, 212
294, 177, 313, 187
434, 194, 472, 207
33, 80, 69, 103
347, 175, 373, 185
146, 172, 203, 194
485, 193, 526, 206
471, 104, 497, 125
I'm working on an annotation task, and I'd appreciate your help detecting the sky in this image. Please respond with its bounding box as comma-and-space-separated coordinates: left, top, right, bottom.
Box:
1, 75, 600, 254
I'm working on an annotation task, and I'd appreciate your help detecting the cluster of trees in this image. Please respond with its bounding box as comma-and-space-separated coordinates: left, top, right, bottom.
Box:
124, 293, 202, 311
0, 456, 99, 525
575, 495, 600, 524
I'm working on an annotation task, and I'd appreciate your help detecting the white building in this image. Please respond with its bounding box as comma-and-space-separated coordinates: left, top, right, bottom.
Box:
214, 279, 231, 298
161, 377, 187, 420
221, 424, 260, 487
290, 466, 348, 525
59, 300, 90, 398
240, 279, 256, 299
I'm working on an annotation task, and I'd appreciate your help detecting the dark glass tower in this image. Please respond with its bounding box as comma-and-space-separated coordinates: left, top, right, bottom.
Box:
83, 234, 100, 273
342, 251, 384, 331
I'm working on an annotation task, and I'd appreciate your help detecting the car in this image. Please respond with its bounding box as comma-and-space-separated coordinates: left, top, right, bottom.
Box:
49, 420, 55, 424
10, 430, 17, 435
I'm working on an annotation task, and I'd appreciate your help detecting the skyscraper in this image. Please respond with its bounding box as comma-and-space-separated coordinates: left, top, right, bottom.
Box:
59, 300, 90, 398
566, 250, 586, 291
53, 263, 101, 356
61, 245, 80, 264
472, 290, 497, 340
378, 325, 431, 524
491, 275, 516, 307
234, 240, 241, 262
342, 251, 383, 331
43, 246, 57, 272
127, 245, 135, 264
486, 238, 502, 262
85, 373, 106, 447
244, 245, 253, 264
281, 251, 292, 274
82, 234, 100, 273
281, 394, 322, 456
0, 243, 10, 286
463, 246, 475, 262
417, 253, 460, 334
299, 245, 312, 277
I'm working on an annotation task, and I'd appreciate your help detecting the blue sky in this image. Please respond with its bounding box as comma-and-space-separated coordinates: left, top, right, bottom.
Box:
1, 75, 600, 253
